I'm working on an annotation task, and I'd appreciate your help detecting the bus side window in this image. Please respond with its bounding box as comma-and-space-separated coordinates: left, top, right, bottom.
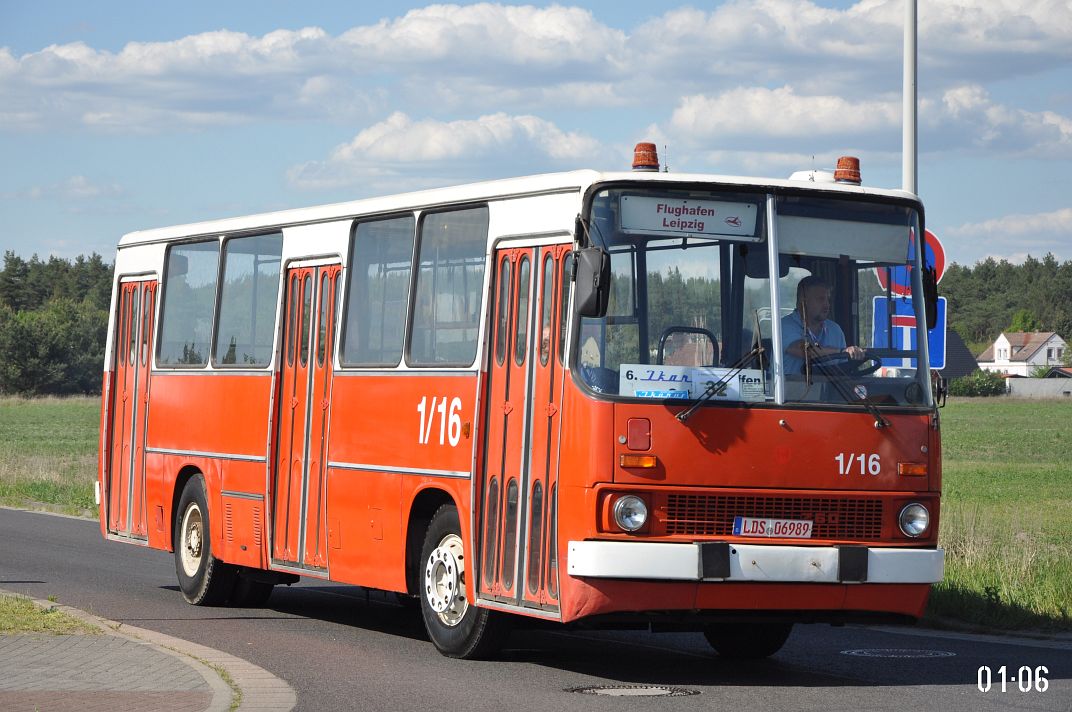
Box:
540, 254, 554, 366
514, 256, 530, 366
495, 258, 511, 366
341, 215, 415, 367
558, 253, 573, 365
408, 206, 489, 367
158, 241, 219, 367
214, 233, 282, 367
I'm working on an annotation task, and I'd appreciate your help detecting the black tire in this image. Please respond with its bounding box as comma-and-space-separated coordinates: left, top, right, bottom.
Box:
230, 574, 274, 607
703, 622, 793, 659
419, 504, 510, 659
174, 475, 235, 606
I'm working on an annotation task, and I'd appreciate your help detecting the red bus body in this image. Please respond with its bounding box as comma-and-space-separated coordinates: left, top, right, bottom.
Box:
98, 169, 942, 656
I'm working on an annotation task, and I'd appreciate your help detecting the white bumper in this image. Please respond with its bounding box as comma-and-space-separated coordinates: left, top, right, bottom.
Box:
567, 541, 944, 584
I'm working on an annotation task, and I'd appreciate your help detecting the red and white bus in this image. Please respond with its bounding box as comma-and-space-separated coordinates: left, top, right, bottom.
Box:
98, 146, 943, 659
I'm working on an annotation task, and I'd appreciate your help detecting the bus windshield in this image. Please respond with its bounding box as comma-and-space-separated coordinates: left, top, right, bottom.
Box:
577, 186, 931, 409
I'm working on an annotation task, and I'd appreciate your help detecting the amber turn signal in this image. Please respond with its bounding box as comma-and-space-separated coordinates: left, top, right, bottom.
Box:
620, 454, 658, 469
897, 462, 927, 476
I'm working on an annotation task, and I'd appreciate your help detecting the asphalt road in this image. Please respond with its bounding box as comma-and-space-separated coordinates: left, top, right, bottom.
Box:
2, 508, 1069, 712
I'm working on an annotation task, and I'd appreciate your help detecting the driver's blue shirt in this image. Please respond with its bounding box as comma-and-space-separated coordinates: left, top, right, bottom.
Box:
781, 310, 846, 375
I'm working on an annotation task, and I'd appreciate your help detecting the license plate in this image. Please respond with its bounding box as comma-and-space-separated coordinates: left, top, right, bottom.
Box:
732, 516, 813, 539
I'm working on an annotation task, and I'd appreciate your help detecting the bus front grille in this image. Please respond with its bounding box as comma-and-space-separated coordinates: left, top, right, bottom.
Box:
663, 494, 884, 540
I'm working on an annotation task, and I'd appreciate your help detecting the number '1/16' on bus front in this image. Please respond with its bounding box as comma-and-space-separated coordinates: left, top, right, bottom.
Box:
732, 517, 814, 538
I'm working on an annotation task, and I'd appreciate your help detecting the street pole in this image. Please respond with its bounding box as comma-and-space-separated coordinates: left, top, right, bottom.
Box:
903, 0, 917, 195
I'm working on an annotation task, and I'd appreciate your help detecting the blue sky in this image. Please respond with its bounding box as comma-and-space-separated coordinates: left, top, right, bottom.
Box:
1, 0, 1070, 267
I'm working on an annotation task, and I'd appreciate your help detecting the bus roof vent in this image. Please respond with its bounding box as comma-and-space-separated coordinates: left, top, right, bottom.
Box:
632, 142, 660, 172
788, 169, 836, 183
789, 156, 862, 185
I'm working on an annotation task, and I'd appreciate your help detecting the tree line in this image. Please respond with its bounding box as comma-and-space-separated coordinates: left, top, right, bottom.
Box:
938, 253, 1072, 357
0, 250, 1070, 396
0, 251, 112, 395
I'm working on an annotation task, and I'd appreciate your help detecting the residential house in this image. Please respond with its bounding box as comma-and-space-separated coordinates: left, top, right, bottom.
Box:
977, 331, 1067, 377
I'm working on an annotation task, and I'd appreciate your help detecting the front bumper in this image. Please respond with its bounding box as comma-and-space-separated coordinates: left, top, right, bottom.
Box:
568, 541, 944, 584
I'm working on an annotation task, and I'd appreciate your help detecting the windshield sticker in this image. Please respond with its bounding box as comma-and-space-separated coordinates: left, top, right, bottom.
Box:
620, 196, 759, 239
619, 365, 768, 402
691, 368, 768, 402
636, 389, 692, 399
620, 365, 693, 399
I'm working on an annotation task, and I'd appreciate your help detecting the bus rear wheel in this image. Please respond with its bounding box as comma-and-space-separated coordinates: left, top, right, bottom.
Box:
174, 475, 235, 606
703, 622, 793, 659
419, 504, 509, 659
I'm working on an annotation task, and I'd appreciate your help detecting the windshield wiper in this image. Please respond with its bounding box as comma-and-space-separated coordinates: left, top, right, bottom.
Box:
803, 346, 890, 429
676, 341, 765, 423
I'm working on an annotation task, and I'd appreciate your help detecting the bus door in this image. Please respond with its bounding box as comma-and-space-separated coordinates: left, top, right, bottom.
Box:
272, 262, 341, 571
106, 278, 157, 540
479, 243, 569, 611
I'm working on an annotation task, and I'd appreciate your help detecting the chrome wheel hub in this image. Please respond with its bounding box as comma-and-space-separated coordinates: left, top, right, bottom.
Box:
180, 504, 204, 578
424, 533, 467, 626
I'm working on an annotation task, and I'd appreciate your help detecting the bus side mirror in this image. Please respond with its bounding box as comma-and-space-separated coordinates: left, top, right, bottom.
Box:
575, 247, 610, 318
922, 264, 938, 330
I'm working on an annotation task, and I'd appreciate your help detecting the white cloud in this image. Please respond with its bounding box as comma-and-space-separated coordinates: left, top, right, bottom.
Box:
943, 207, 1072, 265
669, 86, 899, 139
1, 28, 349, 131
340, 4, 626, 75
933, 85, 1072, 157
651, 80, 1072, 170
947, 208, 1072, 239
3, 1, 1069, 136
12, 175, 124, 201
631, 0, 1072, 92
0, 0, 1068, 187
288, 112, 609, 190
0, 5, 627, 132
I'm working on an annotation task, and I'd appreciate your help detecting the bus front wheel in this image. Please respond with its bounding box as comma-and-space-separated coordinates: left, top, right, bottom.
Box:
174, 475, 235, 606
703, 622, 793, 659
419, 504, 509, 659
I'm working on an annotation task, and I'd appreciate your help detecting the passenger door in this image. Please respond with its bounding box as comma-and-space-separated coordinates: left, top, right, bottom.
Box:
106, 278, 157, 539
478, 242, 569, 611
272, 262, 341, 570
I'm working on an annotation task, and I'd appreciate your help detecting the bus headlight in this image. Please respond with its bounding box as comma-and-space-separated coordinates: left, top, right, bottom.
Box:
613, 495, 648, 532
898, 503, 930, 538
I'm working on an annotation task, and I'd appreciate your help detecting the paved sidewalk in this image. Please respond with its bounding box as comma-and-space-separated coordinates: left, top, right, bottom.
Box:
0, 590, 295, 711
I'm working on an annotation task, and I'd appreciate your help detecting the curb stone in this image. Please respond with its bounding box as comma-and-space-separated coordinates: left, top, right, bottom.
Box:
1, 588, 296, 711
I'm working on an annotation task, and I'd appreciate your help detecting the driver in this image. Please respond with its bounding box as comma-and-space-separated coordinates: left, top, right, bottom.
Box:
781, 275, 864, 375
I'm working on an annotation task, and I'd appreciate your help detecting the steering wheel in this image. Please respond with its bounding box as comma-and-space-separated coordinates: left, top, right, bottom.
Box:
806, 351, 882, 379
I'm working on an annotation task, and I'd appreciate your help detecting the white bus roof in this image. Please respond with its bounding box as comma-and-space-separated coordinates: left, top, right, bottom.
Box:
117, 169, 920, 247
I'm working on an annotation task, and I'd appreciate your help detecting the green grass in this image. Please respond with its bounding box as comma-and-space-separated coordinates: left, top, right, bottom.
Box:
0, 594, 100, 634
928, 397, 1072, 632
0, 396, 98, 516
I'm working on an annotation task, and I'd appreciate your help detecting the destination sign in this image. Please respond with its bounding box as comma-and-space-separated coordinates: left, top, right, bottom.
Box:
620, 195, 759, 239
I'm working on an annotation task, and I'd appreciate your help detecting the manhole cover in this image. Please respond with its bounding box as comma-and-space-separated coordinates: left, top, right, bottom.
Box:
841, 649, 956, 658
567, 685, 701, 697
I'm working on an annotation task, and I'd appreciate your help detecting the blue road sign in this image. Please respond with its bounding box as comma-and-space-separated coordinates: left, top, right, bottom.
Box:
871, 296, 947, 370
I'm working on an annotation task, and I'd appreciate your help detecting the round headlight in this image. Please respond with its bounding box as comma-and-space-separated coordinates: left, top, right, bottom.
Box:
898, 503, 930, 538
613, 495, 648, 532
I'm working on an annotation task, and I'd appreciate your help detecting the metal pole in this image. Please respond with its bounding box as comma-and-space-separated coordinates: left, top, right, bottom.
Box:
903, 0, 917, 195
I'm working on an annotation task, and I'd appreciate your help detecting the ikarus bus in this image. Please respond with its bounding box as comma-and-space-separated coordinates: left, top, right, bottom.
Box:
98, 144, 943, 659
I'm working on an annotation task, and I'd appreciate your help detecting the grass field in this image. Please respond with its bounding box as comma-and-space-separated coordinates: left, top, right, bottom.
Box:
0, 396, 99, 516
0, 593, 100, 634
1, 394, 1068, 631
927, 398, 1072, 631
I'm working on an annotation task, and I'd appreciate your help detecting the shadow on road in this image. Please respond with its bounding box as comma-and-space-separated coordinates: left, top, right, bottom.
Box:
188, 581, 1071, 691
